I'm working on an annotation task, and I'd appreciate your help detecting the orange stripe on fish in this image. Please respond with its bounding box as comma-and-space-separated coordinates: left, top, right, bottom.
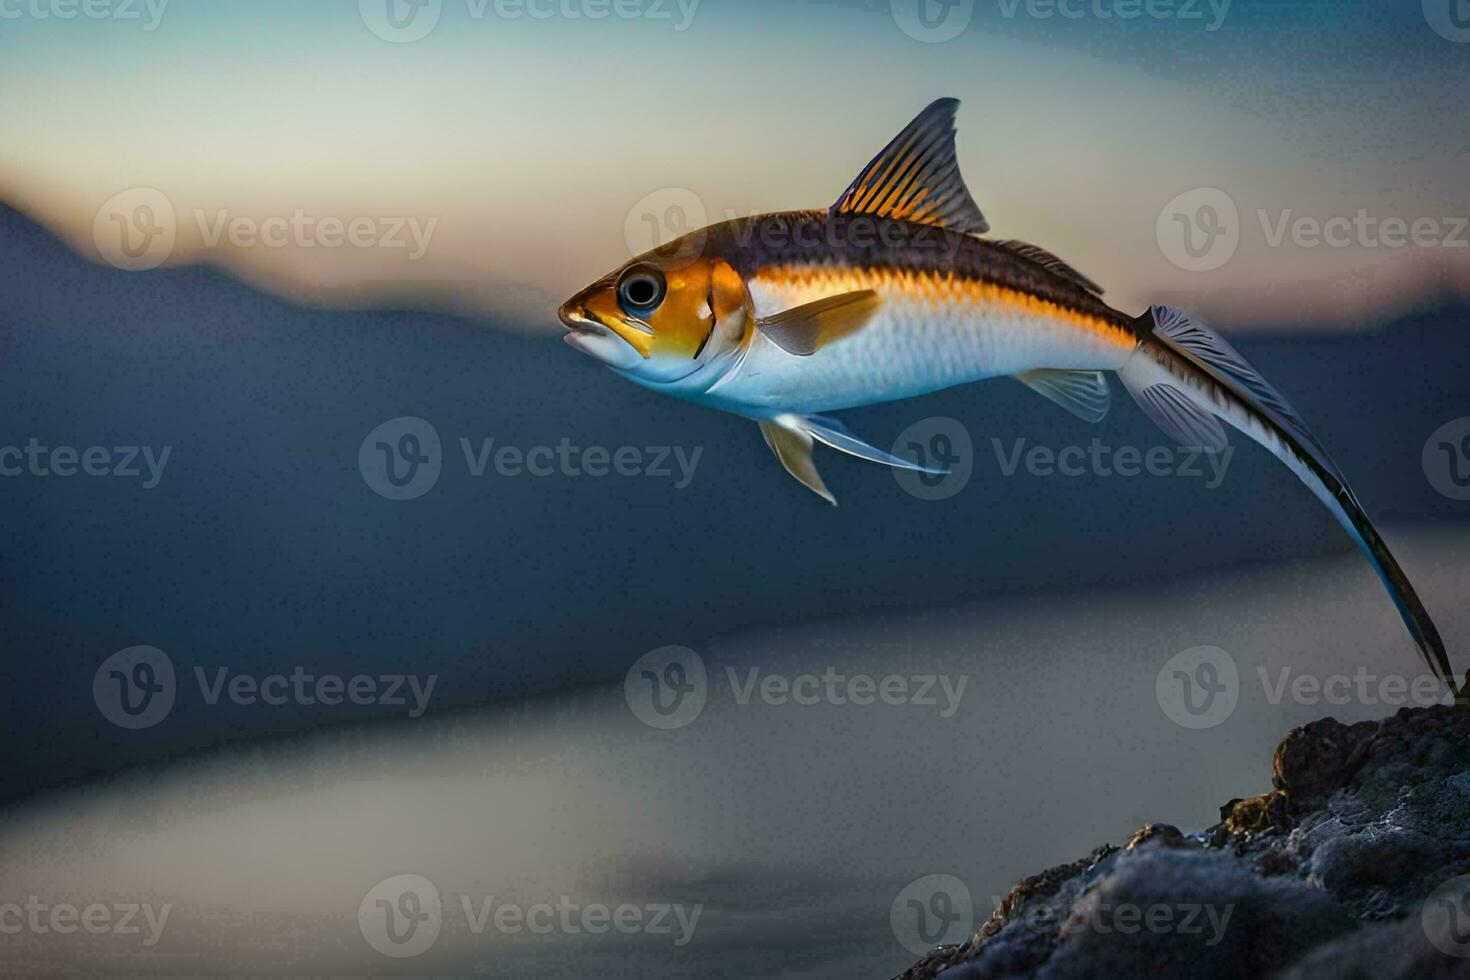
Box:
750, 262, 1137, 352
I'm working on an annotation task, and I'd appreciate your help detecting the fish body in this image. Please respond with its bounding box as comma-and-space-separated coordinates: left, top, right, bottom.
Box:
672, 210, 1138, 415
558, 98, 1458, 693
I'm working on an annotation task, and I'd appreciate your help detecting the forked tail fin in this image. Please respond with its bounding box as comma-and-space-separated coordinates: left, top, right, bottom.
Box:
1118, 305, 1455, 690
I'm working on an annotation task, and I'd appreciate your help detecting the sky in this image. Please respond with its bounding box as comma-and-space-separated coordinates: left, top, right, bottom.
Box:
1, 0, 1467, 328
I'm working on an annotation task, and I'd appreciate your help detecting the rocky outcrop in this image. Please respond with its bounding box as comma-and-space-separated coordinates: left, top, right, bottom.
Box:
900, 705, 1470, 979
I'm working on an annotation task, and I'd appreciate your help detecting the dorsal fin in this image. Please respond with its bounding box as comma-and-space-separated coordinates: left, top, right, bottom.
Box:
991, 239, 1104, 296
831, 97, 989, 235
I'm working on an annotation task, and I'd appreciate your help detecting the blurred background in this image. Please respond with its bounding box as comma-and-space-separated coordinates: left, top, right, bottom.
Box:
1, 0, 1467, 975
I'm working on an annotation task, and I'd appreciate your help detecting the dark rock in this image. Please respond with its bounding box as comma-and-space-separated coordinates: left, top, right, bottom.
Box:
1275, 918, 1470, 979
1125, 824, 1191, 852
898, 705, 1470, 979
1273, 717, 1380, 811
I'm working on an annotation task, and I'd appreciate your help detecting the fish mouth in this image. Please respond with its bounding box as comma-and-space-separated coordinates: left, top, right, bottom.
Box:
558, 301, 606, 335
558, 300, 645, 368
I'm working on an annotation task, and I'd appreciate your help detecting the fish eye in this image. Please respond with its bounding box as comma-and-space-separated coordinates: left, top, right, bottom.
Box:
617, 265, 666, 315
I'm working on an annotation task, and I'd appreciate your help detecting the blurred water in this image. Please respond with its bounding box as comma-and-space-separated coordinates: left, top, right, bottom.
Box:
2, 527, 1464, 977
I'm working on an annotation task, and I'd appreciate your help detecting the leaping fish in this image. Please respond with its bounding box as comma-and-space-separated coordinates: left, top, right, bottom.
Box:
558, 97, 1457, 692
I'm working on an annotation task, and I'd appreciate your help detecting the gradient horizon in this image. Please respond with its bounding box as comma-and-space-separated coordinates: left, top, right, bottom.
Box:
2, 0, 1467, 328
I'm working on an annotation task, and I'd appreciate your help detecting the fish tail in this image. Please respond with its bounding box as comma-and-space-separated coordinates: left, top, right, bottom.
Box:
1117, 305, 1456, 691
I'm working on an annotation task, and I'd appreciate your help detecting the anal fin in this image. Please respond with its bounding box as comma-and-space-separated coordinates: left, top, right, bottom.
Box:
1015, 369, 1111, 423
760, 420, 835, 505
1126, 380, 1228, 452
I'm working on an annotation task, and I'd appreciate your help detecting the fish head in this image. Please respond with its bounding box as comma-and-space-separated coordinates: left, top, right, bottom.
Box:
558, 247, 751, 384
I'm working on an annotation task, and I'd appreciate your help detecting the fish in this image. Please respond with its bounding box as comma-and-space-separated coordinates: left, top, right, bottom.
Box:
558, 97, 1458, 693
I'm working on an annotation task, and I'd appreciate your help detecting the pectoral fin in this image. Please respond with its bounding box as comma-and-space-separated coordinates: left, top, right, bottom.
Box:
760, 420, 835, 505
757, 290, 881, 356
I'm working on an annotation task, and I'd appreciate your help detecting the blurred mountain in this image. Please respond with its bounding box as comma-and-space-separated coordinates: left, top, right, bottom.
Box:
2, 200, 1467, 803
